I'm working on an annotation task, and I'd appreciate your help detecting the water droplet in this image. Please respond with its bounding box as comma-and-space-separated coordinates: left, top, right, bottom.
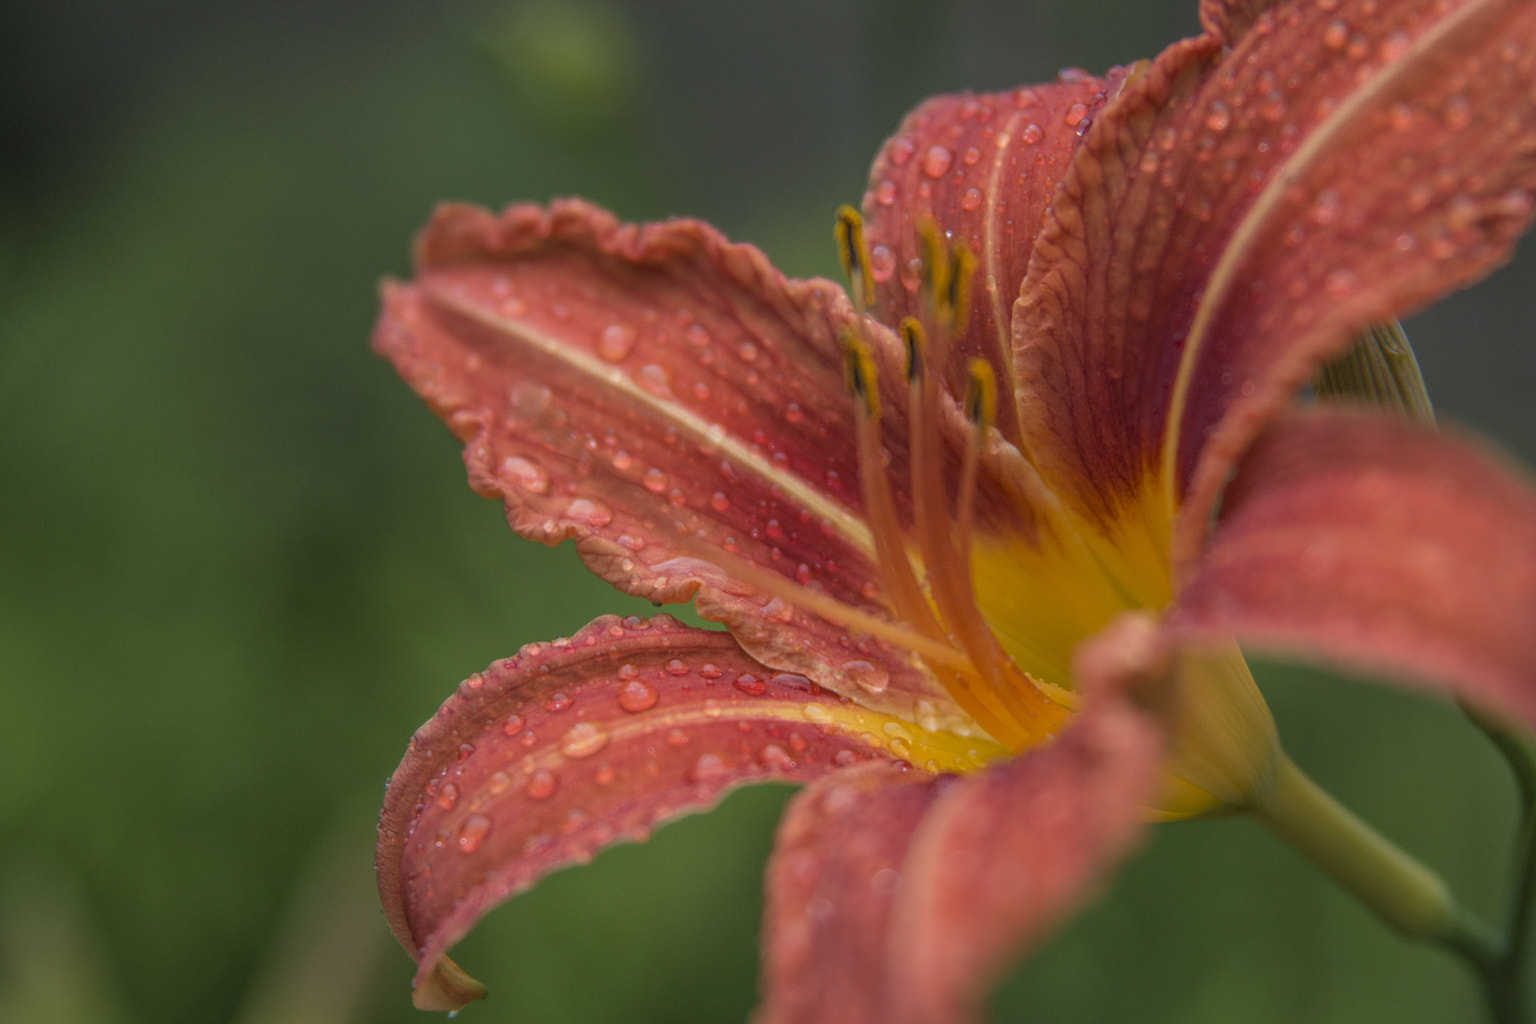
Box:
875, 180, 899, 206
784, 403, 804, 424
699, 663, 722, 679
795, 563, 813, 585
960, 187, 984, 211
1323, 268, 1357, 296
456, 814, 492, 853
499, 455, 551, 495
664, 659, 689, 677
617, 678, 658, 712
760, 744, 795, 770
804, 704, 832, 725
526, 769, 559, 800
503, 713, 525, 736
1259, 91, 1287, 122
561, 722, 609, 759
666, 728, 690, 747
841, 659, 890, 694
464, 672, 484, 690
544, 692, 574, 713
734, 674, 767, 696
1204, 100, 1231, 132
738, 341, 759, 362
1378, 29, 1410, 62
1442, 94, 1472, 130
888, 737, 913, 760
889, 135, 915, 166
1139, 150, 1160, 174
921, 145, 953, 178
636, 363, 673, 398
702, 699, 723, 718
435, 783, 460, 811
564, 497, 613, 528
612, 450, 633, 471
597, 323, 636, 362
868, 245, 896, 283
595, 762, 616, 786
1063, 102, 1089, 127
1322, 19, 1348, 50
1155, 125, 1178, 152
487, 770, 512, 795
1013, 86, 1041, 108
689, 753, 730, 783
708, 491, 730, 513
643, 468, 668, 493
962, 146, 981, 166
1310, 189, 1342, 224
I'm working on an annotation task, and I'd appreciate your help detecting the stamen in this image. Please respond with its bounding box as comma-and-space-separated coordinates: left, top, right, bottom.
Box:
916, 216, 950, 329
834, 205, 876, 313
898, 317, 926, 384
956, 358, 996, 557
838, 330, 945, 644
945, 241, 977, 336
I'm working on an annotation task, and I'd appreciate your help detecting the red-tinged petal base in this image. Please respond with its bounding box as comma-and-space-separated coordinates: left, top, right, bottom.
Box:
377, 615, 944, 1011
758, 694, 1162, 1024
1173, 411, 1536, 729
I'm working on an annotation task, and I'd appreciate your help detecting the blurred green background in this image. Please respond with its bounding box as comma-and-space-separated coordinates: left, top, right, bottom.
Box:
1, 1, 1532, 1022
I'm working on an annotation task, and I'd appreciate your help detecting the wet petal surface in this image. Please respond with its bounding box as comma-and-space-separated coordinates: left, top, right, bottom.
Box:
377, 615, 992, 1010
758, 692, 1161, 1024
1172, 410, 1536, 728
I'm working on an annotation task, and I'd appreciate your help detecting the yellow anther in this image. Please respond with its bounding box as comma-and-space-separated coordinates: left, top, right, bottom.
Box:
965, 358, 997, 431
838, 328, 882, 420
917, 216, 949, 321
946, 241, 977, 335
834, 205, 876, 310
898, 317, 927, 383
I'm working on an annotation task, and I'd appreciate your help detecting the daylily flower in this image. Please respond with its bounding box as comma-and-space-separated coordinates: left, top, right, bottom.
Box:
374, 0, 1536, 1018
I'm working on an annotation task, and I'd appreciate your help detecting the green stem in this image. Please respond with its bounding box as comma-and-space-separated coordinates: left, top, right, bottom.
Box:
1251, 755, 1493, 945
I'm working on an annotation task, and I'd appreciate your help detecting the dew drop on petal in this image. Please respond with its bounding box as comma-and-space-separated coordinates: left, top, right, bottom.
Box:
526, 769, 559, 800
561, 722, 610, 759
841, 659, 890, 695
1324, 267, 1358, 296
921, 145, 953, 178
1204, 100, 1232, 132
1310, 189, 1342, 224
618, 678, 659, 712
1322, 19, 1348, 50
961, 187, 984, 210
564, 497, 613, 528
597, 323, 636, 362
435, 783, 460, 811
734, 674, 767, 696
643, 468, 668, 493
709, 491, 730, 512
889, 135, 915, 166
760, 744, 795, 770
503, 713, 525, 736
1443, 94, 1472, 130
689, 753, 730, 783
544, 692, 574, 713
1062, 102, 1089, 127
456, 814, 492, 854
869, 245, 896, 282
499, 456, 551, 495
875, 180, 899, 206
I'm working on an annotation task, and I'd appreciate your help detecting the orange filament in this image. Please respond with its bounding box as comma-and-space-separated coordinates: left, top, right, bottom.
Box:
829, 214, 1072, 750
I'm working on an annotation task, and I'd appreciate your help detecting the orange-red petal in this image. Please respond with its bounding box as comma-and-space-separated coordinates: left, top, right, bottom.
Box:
372, 199, 966, 724
860, 73, 1129, 445
1171, 410, 1536, 728
757, 693, 1161, 1024
1013, 0, 1536, 565
377, 614, 906, 1010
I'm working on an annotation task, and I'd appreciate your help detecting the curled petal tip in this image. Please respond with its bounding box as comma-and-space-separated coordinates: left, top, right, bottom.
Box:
412, 955, 488, 1012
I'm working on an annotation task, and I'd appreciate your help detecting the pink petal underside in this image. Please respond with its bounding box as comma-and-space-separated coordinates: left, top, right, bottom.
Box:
757, 696, 1162, 1024
1172, 410, 1536, 729
1014, 0, 1536, 564
373, 199, 974, 724
377, 614, 907, 1009
859, 72, 1128, 447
